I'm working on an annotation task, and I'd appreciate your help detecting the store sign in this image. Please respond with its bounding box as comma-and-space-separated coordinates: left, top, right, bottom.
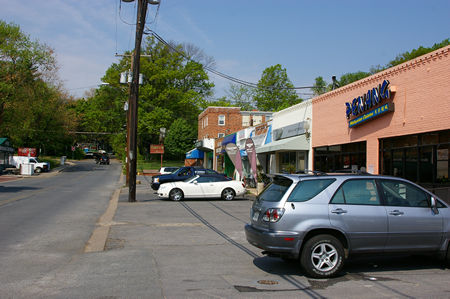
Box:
272, 121, 308, 141
150, 144, 164, 154
18, 147, 37, 157
345, 80, 392, 120
348, 102, 395, 128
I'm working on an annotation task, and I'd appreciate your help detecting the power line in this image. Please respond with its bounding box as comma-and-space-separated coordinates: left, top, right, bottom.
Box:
146, 30, 315, 92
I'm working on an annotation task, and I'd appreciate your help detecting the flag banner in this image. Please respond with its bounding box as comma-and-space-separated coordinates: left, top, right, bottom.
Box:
245, 138, 257, 181
225, 143, 243, 178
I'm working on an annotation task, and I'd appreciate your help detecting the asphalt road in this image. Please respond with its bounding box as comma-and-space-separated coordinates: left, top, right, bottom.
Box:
1, 163, 450, 298
0, 160, 122, 297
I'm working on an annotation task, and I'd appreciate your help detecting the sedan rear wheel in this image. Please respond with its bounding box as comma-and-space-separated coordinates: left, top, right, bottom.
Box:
169, 188, 184, 201
221, 188, 235, 201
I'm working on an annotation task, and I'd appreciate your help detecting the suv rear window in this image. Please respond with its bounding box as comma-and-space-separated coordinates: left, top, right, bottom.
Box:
287, 179, 335, 202
257, 176, 293, 202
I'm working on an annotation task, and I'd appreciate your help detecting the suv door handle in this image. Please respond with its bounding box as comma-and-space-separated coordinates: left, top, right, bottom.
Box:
389, 210, 404, 216
331, 208, 347, 214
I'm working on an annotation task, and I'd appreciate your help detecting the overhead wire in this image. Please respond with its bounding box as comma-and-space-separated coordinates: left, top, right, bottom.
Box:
115, 3, 314, 94
146, 30, 314, 92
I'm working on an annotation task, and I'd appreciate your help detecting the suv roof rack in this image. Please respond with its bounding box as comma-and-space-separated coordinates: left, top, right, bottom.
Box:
297, 170, 328, 176
330, 169, 372, 175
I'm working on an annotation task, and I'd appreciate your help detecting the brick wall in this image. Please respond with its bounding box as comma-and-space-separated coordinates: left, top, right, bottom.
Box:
198, 107, 272, 140
312, 45, 450, 174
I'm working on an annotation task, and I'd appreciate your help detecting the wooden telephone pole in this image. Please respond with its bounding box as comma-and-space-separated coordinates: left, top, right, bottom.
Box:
127, 0, 148, 202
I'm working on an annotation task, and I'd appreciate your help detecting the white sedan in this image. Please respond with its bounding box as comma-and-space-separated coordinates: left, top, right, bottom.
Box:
157, 174, 246, 201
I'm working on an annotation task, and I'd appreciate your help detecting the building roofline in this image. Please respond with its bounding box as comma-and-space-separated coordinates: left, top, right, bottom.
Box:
312, 45, 450, 104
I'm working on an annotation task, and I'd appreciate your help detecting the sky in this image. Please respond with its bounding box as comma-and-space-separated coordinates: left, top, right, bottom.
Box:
1, 0, 449, 100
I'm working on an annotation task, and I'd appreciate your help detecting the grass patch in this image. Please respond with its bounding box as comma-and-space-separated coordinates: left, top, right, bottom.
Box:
40, 156, 61, 169
137, 160, 184, 172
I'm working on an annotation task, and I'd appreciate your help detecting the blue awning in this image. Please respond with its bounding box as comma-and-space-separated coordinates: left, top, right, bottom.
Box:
222, 133, 236, 146
265, 125, 272, 144
186, 148, 204, 159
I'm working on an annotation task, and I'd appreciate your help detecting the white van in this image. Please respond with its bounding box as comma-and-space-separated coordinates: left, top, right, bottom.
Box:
10, 156, 50, 173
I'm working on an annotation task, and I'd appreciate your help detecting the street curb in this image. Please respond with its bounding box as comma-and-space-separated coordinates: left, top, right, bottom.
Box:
84, 188, 121, 253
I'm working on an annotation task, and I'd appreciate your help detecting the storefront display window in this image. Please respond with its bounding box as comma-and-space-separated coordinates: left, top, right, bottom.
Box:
380, 129, 450, 186
437, 144, 449, 181
313, 141, 366, 173
279, 152, 296, 173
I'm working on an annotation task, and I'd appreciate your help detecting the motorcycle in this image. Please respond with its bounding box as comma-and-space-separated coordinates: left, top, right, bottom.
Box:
98, 155, 110, 165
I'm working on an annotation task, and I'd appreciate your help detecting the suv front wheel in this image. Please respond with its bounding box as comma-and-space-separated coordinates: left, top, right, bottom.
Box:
300, 234, 344, 278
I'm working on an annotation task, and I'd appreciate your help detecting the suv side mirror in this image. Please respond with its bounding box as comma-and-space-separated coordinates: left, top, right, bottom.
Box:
430, 197, 439, 215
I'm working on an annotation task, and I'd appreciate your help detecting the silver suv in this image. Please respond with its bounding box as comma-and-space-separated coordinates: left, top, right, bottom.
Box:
245, 173, 450, 278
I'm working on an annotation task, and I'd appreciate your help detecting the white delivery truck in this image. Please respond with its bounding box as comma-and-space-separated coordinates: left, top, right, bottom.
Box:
10, 156, 50, 173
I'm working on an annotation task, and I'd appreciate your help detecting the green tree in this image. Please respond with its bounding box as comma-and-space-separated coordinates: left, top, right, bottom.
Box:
312, 76, 328, 96
388, 38, 449, 67
254, 64, 301, 111
225, 83, 255, 110
337, 71, 371, 87
164, 118, 197, 160
0, 20, 75, 155
82, 36, 213, 159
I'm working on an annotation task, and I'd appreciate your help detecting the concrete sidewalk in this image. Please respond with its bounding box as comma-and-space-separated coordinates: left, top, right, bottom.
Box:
76, 176, 294, 298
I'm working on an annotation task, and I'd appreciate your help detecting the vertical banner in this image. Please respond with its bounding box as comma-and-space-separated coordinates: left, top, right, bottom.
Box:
245, 138, 257, 181
225, 143, 243, 178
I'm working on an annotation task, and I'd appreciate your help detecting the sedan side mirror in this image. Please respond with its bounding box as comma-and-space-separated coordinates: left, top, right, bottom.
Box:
193, 180, 198, 185
430, 197, 439, 215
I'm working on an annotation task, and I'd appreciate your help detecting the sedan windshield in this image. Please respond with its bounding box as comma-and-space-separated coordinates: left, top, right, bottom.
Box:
257, 176, 293, 202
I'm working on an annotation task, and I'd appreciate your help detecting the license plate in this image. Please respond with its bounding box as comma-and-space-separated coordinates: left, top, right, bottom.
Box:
252, 211, 260, 221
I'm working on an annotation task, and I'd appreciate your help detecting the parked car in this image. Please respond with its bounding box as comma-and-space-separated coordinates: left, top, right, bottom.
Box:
157, 174, 246, 201
9, 156, 50, 173
245, 173, 450, 278
159, 166, 179, 175
151, 166, 223, 190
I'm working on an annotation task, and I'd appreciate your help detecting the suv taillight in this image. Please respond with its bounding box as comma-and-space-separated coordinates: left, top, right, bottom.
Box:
262, 208, 285, 223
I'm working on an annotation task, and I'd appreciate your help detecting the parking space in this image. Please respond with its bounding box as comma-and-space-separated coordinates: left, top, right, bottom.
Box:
105, 179, 450, 298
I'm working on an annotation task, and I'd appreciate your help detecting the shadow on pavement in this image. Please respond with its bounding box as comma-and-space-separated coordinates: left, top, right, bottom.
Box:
0, 186, 40, 193
252, 253, 446, 279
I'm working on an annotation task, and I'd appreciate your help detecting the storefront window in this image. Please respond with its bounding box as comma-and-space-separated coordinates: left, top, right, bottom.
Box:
313, 141, 366, 173
405, 148, 418, 182
419, 146, 434, 183
279, 152, 297, 173
380, 129, 450, 190
437, 144, 449, 181
392, 149, 404, 177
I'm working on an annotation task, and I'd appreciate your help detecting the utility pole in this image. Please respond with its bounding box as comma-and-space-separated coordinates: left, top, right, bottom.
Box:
125, 55, 134, 187
128, 0, 148, 202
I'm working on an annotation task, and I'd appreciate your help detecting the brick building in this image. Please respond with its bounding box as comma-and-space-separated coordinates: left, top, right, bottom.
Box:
196, 107, 273, 173
312, 45, 450, 201
197, 107, 272, 140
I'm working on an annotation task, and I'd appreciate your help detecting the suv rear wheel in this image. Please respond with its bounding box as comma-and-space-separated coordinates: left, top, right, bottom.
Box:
300, 234, 344, 278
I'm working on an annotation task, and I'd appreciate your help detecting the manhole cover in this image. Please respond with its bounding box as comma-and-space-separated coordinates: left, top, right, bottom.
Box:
257, 280, 279, 285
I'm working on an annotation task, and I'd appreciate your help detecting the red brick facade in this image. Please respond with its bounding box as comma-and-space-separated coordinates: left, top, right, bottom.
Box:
198, 107, 272, 140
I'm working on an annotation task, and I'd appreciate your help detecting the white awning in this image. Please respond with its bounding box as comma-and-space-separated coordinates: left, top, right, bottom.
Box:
256, 134, 309, 154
